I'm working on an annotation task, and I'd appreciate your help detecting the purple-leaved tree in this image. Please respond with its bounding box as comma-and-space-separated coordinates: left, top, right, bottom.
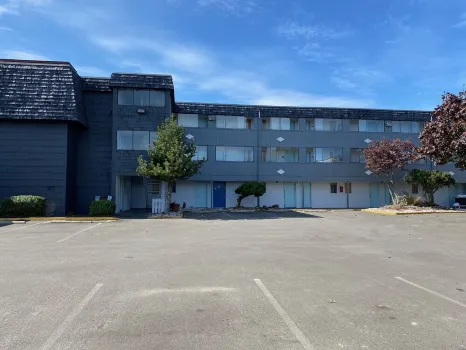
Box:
418, 92, 466, 170
363, 139, 417, 204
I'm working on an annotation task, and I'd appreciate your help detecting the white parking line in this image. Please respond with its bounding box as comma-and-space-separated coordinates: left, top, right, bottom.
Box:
254, 279, 314, 350
40, 283, 103, 350
57, 223, 102, 243
0, 222, 48, 234
395, 277, 466, 308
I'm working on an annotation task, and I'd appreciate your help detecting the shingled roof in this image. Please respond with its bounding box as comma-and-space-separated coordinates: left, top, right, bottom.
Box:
175, 102, 432, 121
82, 77, 111, 92
109, 73, 174, 90
0, 60, 87, 125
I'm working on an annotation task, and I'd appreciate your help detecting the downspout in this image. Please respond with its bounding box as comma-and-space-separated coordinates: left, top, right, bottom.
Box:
256, 109, 261, 207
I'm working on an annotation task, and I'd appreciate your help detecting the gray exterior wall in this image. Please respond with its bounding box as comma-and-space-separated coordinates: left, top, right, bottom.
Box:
184, 117, 466, 183
0, 121, 68, 215
74, 91, 113, 214
110, 89, 172, 197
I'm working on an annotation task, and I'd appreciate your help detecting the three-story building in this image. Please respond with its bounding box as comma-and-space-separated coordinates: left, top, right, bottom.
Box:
1, 59, 464, 215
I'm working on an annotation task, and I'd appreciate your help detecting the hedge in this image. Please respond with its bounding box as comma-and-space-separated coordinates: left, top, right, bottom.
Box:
89, 200, 115, 216
0, 195, 46, 217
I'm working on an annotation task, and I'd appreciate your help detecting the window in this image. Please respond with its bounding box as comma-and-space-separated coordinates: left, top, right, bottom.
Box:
177, 114, 199, 127
117, 130, 133, 150
359, 120, 384, 132
147, 179, 161, 194
216, 146, 254, 162
149, 132, 158, 148
193, 146, 208, 161
246, 118, 253, 129
345, 183, 352, 193
306, 119, 315, 131
306, 148, 315, 162
350, 148, 365, 163
198, 115, 208, 128
118, 89, 165, 107
118, 89, 133, 105
216, 116, 246, 129
149, 91, 165, 107
117, 130, 154, 150
134, 90, 150, 106
412, 183, 419, 194
315, 118, 343, 131
261, 118, 270, 130
290, 118, 299, 130
330, 183, 338, 194
172, 183, 176, 193
261, 148, 299, 162
270, 117, 292, 130
132, 131, 150, 150
314, 148, 343, 163
388, 121, 425, 133
350, 120, 359, 131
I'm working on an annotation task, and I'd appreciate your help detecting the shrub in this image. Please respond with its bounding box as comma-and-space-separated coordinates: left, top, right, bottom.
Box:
89, 200, 115, 216
0, 195, 46, 217
0, 198, 13, 217
234, 182, 266, 207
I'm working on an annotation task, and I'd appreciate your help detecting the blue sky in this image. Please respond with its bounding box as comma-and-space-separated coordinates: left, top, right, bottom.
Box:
1, 0, 466, 110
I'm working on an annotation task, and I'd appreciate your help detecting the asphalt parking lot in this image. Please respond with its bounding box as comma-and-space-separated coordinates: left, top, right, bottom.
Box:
1, 211, 465, 350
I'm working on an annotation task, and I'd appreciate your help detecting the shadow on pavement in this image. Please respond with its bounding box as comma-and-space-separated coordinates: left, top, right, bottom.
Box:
184, 210, 322, 221
116, 210, 152, 219
0, 222, 14, 228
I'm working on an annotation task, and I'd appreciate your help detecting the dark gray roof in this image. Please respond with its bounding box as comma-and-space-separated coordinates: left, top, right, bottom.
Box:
175, 102, 432, 121
82, 77, 111, 92
109, 73, 174, 90
0, 60, 87, 125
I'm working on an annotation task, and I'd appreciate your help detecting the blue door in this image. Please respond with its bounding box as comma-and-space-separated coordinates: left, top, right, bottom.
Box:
369, 183, 380, 208
213, 182, 226, 208
284, 183, 296, 208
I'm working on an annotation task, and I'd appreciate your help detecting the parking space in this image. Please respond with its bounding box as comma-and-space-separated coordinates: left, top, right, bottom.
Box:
1, 213, 465, 349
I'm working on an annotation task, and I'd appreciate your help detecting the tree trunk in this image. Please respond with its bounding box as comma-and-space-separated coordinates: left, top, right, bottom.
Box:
426, 191, 435, 205
166, 182, 172, 212
385, 176, 397, 204
237, 196, 244, 208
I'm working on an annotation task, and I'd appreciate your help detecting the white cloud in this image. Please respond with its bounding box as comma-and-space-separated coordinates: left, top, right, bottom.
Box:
0, 0, 51, 16
253, 92, 373, 108
0, 26, 13, 31
75, 65, 109, 77
91, 34, 373, 107
92, 36, 216, 75
278, 21, 351, 40
196, 0, 256, 15
331, 67, 391, 95
277, 20, 351, 63
453, 13, 466, 28
3, 49, 48, 60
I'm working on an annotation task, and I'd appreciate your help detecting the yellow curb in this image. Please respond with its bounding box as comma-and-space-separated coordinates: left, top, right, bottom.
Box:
0, 217, 118, 221
361, 209, 466, 216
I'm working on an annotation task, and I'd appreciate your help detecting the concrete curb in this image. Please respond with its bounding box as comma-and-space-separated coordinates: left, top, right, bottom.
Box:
0, 217, 118, 222
361, 209, 466, 216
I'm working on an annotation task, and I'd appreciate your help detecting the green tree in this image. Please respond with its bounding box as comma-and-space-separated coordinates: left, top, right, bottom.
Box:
136, 116, 204, 210
404, 169, 456, 205
234, 182, 266, 207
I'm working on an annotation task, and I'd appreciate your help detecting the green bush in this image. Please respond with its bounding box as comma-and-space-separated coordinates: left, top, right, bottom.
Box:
0, 198, 13, 217
0, 195, 46, 217
89, 200, 115, 216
